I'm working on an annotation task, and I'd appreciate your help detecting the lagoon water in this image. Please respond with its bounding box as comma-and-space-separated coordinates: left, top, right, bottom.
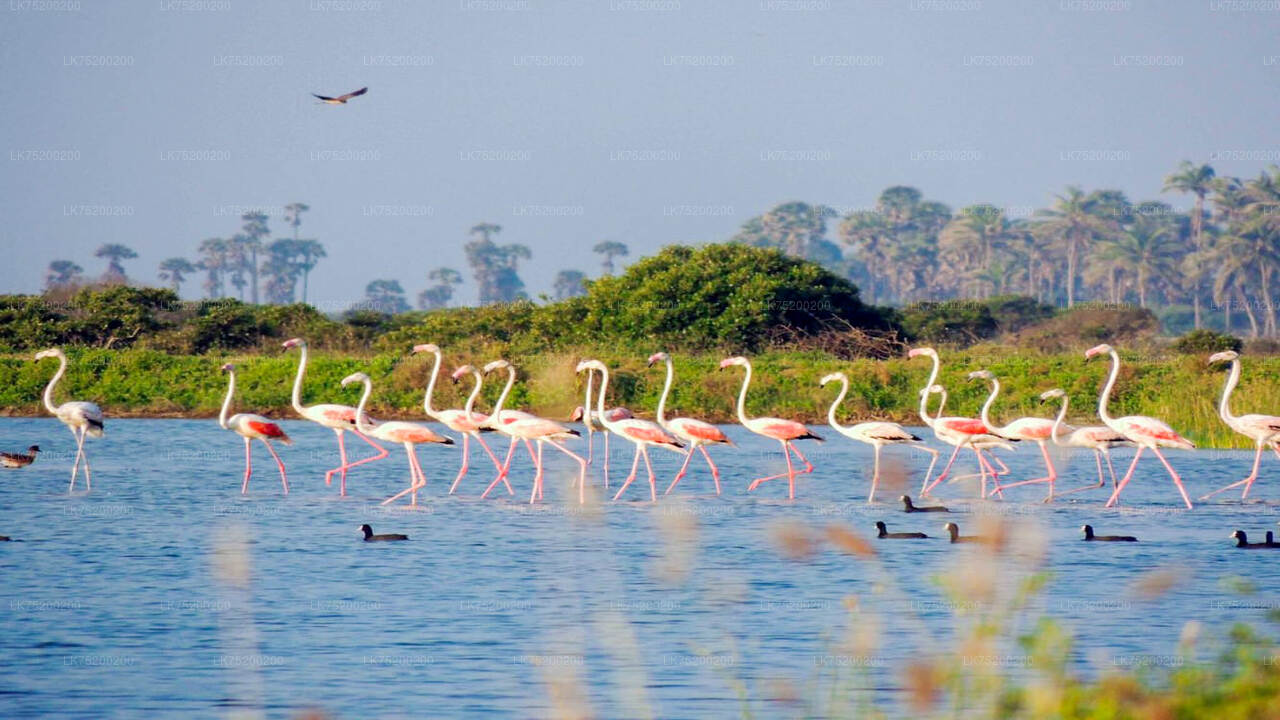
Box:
1, 417, 1278, 718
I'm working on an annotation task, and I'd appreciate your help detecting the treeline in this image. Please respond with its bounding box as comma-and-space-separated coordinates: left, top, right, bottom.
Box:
734, 162, 1280, 337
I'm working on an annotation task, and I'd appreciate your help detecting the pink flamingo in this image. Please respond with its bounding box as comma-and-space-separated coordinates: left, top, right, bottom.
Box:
1039, 389, 1130, 496
569, 367, 633, 487
411, 343, 510, 496
649, 352, 732, 496
925, 384, 1014, 486
819, 371, 935, 502
282, 338, 388, 496
718, 356, 821, 500
576, 359, 685, 502
967, 370, 1065, 502
908, 347, 1008, 498
34, 348, 104, 492
218, 363, 290, 494
1086, 344, 1195, 509
341, 372, 454, 506
470, 360, 549, 498
468, 361, 587, 504
1202, 350, 1280, 500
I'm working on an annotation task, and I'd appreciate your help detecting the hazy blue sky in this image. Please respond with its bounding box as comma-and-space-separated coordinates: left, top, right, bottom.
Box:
3, 0, 1278, 308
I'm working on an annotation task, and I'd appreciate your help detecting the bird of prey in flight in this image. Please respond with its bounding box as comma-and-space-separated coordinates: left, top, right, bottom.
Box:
312, 87, 368, 105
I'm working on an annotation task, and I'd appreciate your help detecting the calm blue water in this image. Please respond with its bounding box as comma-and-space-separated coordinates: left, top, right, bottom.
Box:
1, 417, 1278, 719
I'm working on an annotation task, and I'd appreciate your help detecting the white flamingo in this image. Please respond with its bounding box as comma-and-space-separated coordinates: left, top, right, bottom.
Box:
282, 338, 387, 496
467, 361, 587, 504
718, 356, 821, 500
569, 367, 632, 487
34, 348, 104, 492
819, 371, 934, 503
967, 369, 1066, 502
1038, 388, 1130, 497
218, 363, 290, 494
411, 343, 509, 496
1086, 343, 1195, 509
576, 360, 685, 502
341, 372, 454, 506
648, 352, 732, 496
1202, 350, 1280, 500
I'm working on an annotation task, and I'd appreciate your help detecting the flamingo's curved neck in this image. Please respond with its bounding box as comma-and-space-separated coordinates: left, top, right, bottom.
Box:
1097, 349, 1120, 426
733, 361, 754, 427
979, 377, 1002, 431
825, 376, 850, 432
42, 352, 66, 415
489, 366, 516, 422
1218, 358, 1241, 426
422, 349, 443, 419
1049, 395, 1069, 447
934, 389, 948, 421
581, 369, 596, 430
916, 353, 940, 426
219, 370, 235, 429
594, 364, 623, 433
462, 370, 484, 425
656, 358, 675, 427
289, 343, 310, 415
352, 378, 375, 435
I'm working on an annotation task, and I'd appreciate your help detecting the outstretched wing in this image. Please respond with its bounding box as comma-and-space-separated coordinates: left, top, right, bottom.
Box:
338, 86, 368, 101
312, 93, 336, 101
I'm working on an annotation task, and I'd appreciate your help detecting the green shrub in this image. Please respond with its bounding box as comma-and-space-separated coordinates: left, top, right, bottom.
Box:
900, 300, 998, 346
1172, 328, 1243, 354
1015, 304, 1159, 353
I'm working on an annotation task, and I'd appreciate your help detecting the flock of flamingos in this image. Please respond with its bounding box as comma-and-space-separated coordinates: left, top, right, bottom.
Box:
26, 340, 1280, 510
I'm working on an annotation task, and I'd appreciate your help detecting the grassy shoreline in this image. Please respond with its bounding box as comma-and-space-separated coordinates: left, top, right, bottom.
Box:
3, 346, 1277, 448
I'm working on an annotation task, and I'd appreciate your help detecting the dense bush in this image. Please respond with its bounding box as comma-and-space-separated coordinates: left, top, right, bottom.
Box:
899, 301, 998, 346
1015, 304, 1160, 353
1172, 328, 1243, 354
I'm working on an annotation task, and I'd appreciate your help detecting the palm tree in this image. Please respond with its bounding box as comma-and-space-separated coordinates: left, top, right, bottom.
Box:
1162, 162, 1215, 326
45, 260, 83, 290
293, 239, 326, 305
260, 239, 301, 304
197, 237, 229, 299
1095, 204, 1181, 308
157, 257, 196, 294
464, 224, 530, 303
239, 212, 269, 303
1210, 235, 1262, 337
417, 267, 463, 309
593, 240, 629, 275
553, 269, 587, 299
1032, 187, 1125, 307
363, 279, 410, 315
94, 243, 138, 284
939, 204, 1014, 298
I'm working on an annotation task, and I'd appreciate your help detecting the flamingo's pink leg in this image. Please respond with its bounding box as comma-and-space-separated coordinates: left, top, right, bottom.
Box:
1149, 447, 1192, 509
915, 447, 940, 494
261, 438, 288, 494
784, 441, 797, 500
1057, 450, 1108, 497
1104, 452, 1119, 487
336, 430, 389, 495
449, 434, 471, 495
482, 438, 521, 499
790, 444, 814, 474
324, 429, 347, 487
544, 441, 588, 504
382, 444, 423, 506
523, 440, 542, 500
990, 442, 1057, 502
699, 446, 722, 495
242, 437, 253, 494
1200, 443, 1264, 500
1106, 448, 1144, 507
925, 444, 964, 495
665, 447, 697, 495
612, 447, 643, 501
603, 432, 612, 488
585, 429, 594, 467
868, 444, 882, 503
473, 434, 513, 494
641, 447, 657, 502
67, 425, 85, 492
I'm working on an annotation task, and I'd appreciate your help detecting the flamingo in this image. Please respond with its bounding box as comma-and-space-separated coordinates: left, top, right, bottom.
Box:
468, 361, 587, 504
819, 371, 934, 503
1086, 344, 1195, 509
1038, 389, 1130, 497
569, 367, 633, 487
967, 370, 1066, 502
340, 372, 454, 506
575, 360, 685, 502
925, 384, 1015, 483
469, 360, 553, 498
908, 347, 1008, 498
34, 348, 104, 492
649, 352, 732, 496
218, 363, 290, 494
282, 338, 388, 496
411, 343, 510, 496
1201, 350, 1280, 500
718, 356, 821, 500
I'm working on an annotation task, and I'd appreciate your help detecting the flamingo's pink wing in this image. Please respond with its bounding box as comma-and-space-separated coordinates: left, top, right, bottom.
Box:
247, 420, 288, 440
941, 418, 987, 435
622, 423, 675, 445
675, 419, 728, 443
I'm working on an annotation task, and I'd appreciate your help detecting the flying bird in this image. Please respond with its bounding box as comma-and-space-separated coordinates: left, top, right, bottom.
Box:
312, 87, 368, 104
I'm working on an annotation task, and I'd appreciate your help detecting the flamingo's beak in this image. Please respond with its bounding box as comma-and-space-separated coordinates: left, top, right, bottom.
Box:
647, 353, 662, 367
